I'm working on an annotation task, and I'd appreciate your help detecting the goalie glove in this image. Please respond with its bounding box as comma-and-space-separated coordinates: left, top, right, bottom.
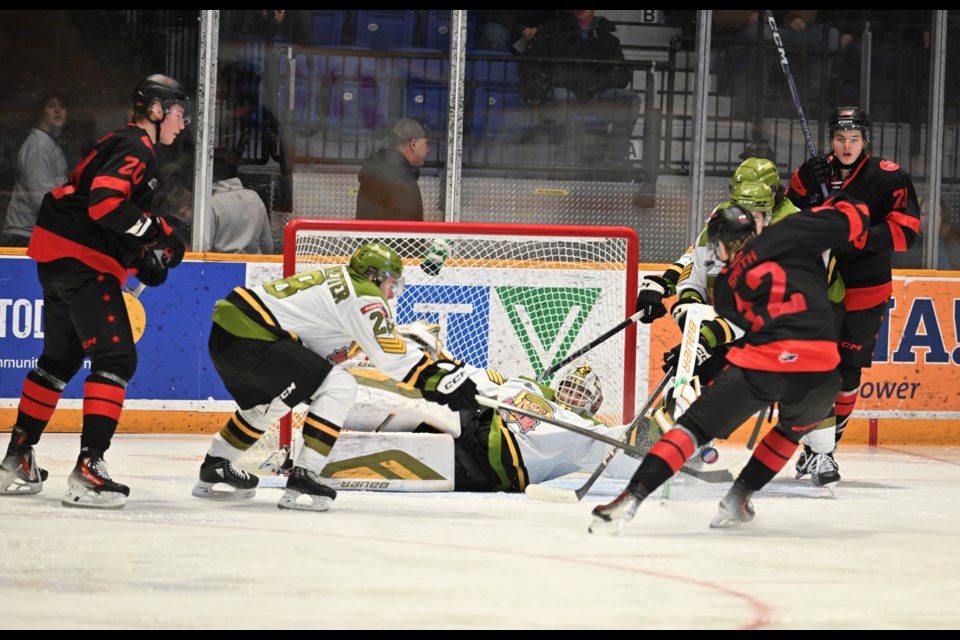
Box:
395, 321, 453, 361
635, 275, 670, 323
415, 360, 480, 412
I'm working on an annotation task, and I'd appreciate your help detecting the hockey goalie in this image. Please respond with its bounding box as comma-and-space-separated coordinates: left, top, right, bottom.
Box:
244, 321, 644, 493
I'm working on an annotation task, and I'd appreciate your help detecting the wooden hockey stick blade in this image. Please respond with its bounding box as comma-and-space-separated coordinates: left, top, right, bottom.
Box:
536, 309, 645, 382
524, 366, 675, 503
477, 395, 736, 484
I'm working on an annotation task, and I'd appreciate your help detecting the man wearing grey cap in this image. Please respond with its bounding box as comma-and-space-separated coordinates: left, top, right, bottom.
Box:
356, 118, 429, 221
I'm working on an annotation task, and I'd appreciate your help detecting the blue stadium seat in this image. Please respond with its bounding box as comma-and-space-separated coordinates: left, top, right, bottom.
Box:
355, 10, 415, 51
424, 11, 451, 52
465, 50, 525, 140
391, 49, 449, 133
311, 10, 345, 46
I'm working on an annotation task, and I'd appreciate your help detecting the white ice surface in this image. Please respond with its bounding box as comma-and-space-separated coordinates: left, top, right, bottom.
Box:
1, 434, 959, 630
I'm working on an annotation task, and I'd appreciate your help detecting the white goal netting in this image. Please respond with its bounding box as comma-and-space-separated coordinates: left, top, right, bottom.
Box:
238, 219, 639, 474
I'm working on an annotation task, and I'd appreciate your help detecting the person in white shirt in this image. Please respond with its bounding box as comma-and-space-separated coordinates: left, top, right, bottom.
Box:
209, 147, 274, 254
0, 89, 69, 247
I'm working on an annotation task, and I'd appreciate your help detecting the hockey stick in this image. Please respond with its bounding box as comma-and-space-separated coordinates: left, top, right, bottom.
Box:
764, 10, 829, 199
125, 281, 146, 298
660, 303, 714, 502
475, 395, 738, 484
524, 365, 675, 503
536, 309, 646, 383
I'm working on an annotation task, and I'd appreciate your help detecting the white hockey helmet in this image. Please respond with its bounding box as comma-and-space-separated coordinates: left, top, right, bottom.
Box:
555, 365, 604, 418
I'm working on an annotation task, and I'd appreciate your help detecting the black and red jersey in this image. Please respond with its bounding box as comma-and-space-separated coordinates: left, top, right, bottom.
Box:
27, 124, 161, 284
714, 198, 870, 372
786, 153, 921, 310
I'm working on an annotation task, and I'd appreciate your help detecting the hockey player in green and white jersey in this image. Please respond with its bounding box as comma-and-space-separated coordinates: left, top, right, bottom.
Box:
339, 330, 641, 491
192, 242, 500, 511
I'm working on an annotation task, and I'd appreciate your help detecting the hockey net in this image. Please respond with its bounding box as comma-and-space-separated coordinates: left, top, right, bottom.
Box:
238, 218, 639, 474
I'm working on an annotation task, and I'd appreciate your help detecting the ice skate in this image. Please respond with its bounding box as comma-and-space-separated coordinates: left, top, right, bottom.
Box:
710, 479, 755, 528
278, 466, 337, 512
794, 444, 813, 479
588, 482, 648, 535
809, 450, 840, 496
62, 449, 130, 509
0, 426, 48, 495
192, 454, 258, 500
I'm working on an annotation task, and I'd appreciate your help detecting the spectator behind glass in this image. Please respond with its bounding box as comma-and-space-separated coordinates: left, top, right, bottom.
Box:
0, 89, 68, 247
475, 11, 557, 54
355, 118, 429, 222
522, 10, 641, 167
210, 147, 274, 254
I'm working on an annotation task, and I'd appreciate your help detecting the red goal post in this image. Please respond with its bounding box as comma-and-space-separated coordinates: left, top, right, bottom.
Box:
278, 218, 639, 448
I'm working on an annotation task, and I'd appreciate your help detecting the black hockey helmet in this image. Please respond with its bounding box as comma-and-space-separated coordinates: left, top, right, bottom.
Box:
132, 74, 191, 124
706, 205, 758, 264
828, 105, 870, 142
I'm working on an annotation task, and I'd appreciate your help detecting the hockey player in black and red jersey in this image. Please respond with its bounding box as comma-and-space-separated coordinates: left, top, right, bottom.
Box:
785, 106, 921, 486
0, 75, 189, 509
590, 194, 871, 534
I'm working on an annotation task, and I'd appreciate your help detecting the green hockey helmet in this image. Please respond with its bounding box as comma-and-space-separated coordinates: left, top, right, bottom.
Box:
731, 179, 775, 226
731, 157, 780, 193
349, 242, 404, 285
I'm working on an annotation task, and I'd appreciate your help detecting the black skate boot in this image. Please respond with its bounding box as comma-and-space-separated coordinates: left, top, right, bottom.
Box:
1, 426, 48, 495
192, 454, 259, 500
62, 448, 130, 509
809, 450, 840, 494
589, 481, 649, 535
278, 466, 337, 512
795, 444, 814, 479
710, 478, 755, 528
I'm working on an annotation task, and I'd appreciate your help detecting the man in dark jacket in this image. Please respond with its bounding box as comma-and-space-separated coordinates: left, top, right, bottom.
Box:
525, 10, 640, 166
356, 118, 429, 221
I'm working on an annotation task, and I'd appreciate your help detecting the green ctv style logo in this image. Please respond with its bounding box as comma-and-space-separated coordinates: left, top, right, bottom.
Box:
498, 287, 600, 383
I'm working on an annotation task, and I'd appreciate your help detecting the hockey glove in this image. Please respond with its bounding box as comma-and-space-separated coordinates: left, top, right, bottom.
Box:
132, 246, 169, 287
635, 275, 669, 323
143, 214, 185, 268
662, 338, 713, 374
416, 360, 480, 412
799, 154, 832, 188
670, 293, 705, 330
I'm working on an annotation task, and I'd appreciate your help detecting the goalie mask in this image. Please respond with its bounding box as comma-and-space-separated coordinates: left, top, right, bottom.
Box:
555, 365, 604, 418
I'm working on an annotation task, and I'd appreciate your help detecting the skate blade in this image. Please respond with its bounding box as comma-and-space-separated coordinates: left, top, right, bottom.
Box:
709, 516, 741, 529
191, 482, 256, 501
814, 482, 839, 498
0, 471, 43, 495
61, 488, 126, 509
277, 489, 333, 512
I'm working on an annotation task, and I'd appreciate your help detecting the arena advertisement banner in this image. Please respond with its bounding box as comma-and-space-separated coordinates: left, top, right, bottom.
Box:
0, 255, 243, 405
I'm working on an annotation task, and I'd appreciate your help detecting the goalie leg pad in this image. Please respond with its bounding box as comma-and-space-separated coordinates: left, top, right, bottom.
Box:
319, 432, 454, 492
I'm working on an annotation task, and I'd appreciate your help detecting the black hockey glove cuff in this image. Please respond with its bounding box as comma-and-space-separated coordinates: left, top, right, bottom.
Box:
416, 361, 480, 412
635, 275, 670, 323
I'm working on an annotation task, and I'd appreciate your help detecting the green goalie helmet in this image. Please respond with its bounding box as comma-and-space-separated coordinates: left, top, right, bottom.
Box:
731, 180, 775, 226
731, 157, 781, 193
349, 242, 403, 284
555, 365, 604, 418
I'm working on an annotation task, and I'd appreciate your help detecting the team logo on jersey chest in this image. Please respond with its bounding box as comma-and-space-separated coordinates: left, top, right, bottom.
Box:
879, 159, 900, 171
501, 392, 553, 433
